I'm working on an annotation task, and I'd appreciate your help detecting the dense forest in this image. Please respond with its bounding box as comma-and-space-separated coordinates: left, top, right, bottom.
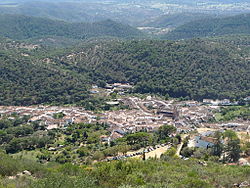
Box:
0, 38, 90, 106
1, 36, 250, 105
164, 13, 250, 40
0, 14, 143, 40
56, 38, 250, 101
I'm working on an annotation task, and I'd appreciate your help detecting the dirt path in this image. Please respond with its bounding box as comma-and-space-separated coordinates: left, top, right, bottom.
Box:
176, 135, 188, 157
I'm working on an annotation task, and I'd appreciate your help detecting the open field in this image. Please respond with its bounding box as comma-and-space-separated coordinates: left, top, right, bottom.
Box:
145, 145, 170, 159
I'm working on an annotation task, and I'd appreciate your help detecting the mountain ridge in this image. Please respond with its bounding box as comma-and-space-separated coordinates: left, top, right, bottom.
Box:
163, 13, 250, 40
0, 14, 143, 40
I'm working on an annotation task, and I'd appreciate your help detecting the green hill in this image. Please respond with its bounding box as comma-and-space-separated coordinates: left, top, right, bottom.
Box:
1, 36, 250, 106
59, 38, 250, 101
0, 14, 143, 40
163, 13, 250, 40
0, 38, 90, 106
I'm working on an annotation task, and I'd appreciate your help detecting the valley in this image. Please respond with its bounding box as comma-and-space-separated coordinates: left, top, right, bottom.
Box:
0, 1, 250, 187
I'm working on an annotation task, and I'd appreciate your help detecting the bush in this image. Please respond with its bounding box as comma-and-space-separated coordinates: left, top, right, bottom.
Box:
161, 147, 177, 161
181, 147, 195, 158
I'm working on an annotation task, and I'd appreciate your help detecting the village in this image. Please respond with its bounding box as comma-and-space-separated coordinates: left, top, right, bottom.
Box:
0, 83, 249, 152
1, 97, 247, 136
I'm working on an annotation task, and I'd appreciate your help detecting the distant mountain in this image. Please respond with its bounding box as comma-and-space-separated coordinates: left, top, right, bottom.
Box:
0, 2, 97, 23
0, 14, 143, 40
0, 1, 162, 26
0, 0, 249, 27
143, 12, 216, 28
163, 13, 250, 40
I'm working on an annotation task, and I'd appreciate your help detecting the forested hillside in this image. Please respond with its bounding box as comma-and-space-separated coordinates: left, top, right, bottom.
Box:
164, 13, 250, 40
1, 36, 250, 105
57, 38, 250, 101
0, 39, 90, 106
0, 14, 143, 40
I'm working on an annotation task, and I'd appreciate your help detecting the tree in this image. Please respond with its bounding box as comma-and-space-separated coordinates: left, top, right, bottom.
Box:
222, 130, 241, 162
161, 147, 177, 161
175, 134, 182, 144
0, 130, 13, 143
5, 138, 22, 153
158, 125, 176, 141
77, 147, 90, 157
0, 119, 11, 129
212, 131, 223, 157
83, 131, 88, 139
223, 130, 237, 140
239, 133, 250, 156
117, 145, 131, 155
92, 151, 104, 161
181, 147, 195, 158
96, 80, 106, 88
244, 142, 250, 156
193, 148, 211, 160
126, 132, 151, 147
87, 133, 100, 144
225, 138, 241, 162
53, 112, 65, 119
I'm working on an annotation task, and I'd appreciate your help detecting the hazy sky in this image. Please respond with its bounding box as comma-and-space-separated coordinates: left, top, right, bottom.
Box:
2, 0, 249, 3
